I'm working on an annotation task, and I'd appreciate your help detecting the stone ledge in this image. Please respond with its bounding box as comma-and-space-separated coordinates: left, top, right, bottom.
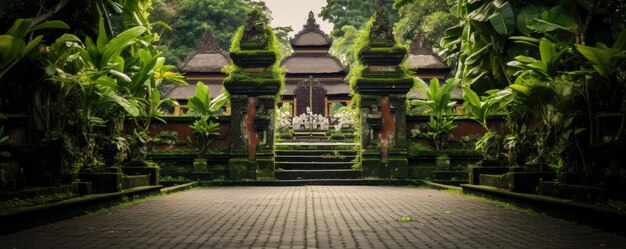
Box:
199, 179, 421, 186
461, 184, 626, 234
161, 181, 198, 195
421, 180, 462, 191
0, 185, 162, 235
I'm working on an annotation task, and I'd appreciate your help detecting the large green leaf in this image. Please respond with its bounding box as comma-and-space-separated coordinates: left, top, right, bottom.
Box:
109, 69, 131, 82
30, 20, 70, 32
528, 6, 577, 33
132, 50, 159, 92
613, 30, 626, 50
516, 5, 544, 36
103, 92, 140, 117
55, 34, 82, 43
489, 1, 515, 35
161, 99, 179, 107
96, 17, 109, 54
469, 2, 496, 22
509, 84, 530, 96
195, 81, 210, 107
7, 19, 32, 39
539, 38, 556, 70
95, 76, 118, 91
210, 92, 229, 112
576, 44, 611, 78
0, 35, 17, 61
83, 37, 99, 65
151, 89, 161, 107
465, 42, 492, 65
24, 35, 43, 57
188, 96, 208, 115
463, 86, 481, 107
100, 26, 147, 68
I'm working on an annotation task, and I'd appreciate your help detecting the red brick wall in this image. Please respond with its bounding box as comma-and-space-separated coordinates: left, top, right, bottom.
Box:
142, 117, 231, 149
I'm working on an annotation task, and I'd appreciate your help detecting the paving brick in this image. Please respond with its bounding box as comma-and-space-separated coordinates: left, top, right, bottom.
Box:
1, 186, 625, 248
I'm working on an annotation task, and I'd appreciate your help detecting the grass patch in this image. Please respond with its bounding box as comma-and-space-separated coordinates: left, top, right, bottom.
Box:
441, 188, 539, 216
85, 187, 197, 216
0, 192, 75, 211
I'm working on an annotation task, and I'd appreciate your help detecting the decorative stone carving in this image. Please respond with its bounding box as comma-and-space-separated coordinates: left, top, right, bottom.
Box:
178, 28, 230, 72
303, 11, 322, 32
370, 9, 393, 41
242, 10, 267, 44
410, 33, 434, 55
291, 11, 331, 44
197, 29, 227, 55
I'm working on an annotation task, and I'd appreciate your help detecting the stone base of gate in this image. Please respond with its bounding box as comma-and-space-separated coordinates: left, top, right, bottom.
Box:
228, 157, 275, 180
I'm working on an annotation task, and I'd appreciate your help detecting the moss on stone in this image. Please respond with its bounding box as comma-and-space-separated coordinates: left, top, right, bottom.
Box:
228, 158, 250, 180
256, 159, 275, 179
223, 25, 285, 100
387, 157, 409, 179
362, 157, 384, 178
370, 40, 397, 48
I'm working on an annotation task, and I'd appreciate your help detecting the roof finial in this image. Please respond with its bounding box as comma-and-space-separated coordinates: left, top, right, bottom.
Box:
197, 29, 224, 53
242, 10, 268, 44
410, 33, 434, 55
303, 11, 320, 31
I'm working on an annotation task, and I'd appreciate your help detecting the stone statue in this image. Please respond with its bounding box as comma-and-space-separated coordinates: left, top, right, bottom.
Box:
370, 9, 393, 41
303, 11, 321, 31
241, 10, 267, 45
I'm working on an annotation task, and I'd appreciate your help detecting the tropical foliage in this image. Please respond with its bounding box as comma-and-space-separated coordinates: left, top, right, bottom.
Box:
442, 0, 626, 183
0, 19, 69, 80
321, 0, 398, 37
41, 16, 185, 170
186, 82, 227, 158
150, 0, 292, 64
410, 78, 459, 150
462, 86, 509, 159
392, 0, 458, 45
1, 0, 186, 172
440, 0, 552, 92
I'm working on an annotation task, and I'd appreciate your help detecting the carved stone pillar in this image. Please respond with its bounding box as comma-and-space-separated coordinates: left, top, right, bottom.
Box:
352, 10, 413, 179
223, 10, 284, 180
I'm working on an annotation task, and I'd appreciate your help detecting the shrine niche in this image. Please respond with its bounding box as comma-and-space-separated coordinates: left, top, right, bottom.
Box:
294, 76, 327, 116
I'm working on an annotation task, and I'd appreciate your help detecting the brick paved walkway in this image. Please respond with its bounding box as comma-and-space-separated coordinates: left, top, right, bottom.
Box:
1, 186, 625, 249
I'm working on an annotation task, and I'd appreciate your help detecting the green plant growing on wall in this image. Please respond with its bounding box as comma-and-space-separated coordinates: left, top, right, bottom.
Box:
410, 78, 459, 150
222, 10, 285, 88
187, 82, 228, 158
190, 116, 221, 158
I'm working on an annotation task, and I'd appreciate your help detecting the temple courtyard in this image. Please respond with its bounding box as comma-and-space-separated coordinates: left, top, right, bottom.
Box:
1, 186, 625, 249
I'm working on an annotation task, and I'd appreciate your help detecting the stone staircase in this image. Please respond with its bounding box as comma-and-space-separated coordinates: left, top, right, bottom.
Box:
275, 131, 360, 181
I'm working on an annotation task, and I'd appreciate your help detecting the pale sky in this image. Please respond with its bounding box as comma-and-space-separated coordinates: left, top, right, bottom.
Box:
259, 0, 333, 38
